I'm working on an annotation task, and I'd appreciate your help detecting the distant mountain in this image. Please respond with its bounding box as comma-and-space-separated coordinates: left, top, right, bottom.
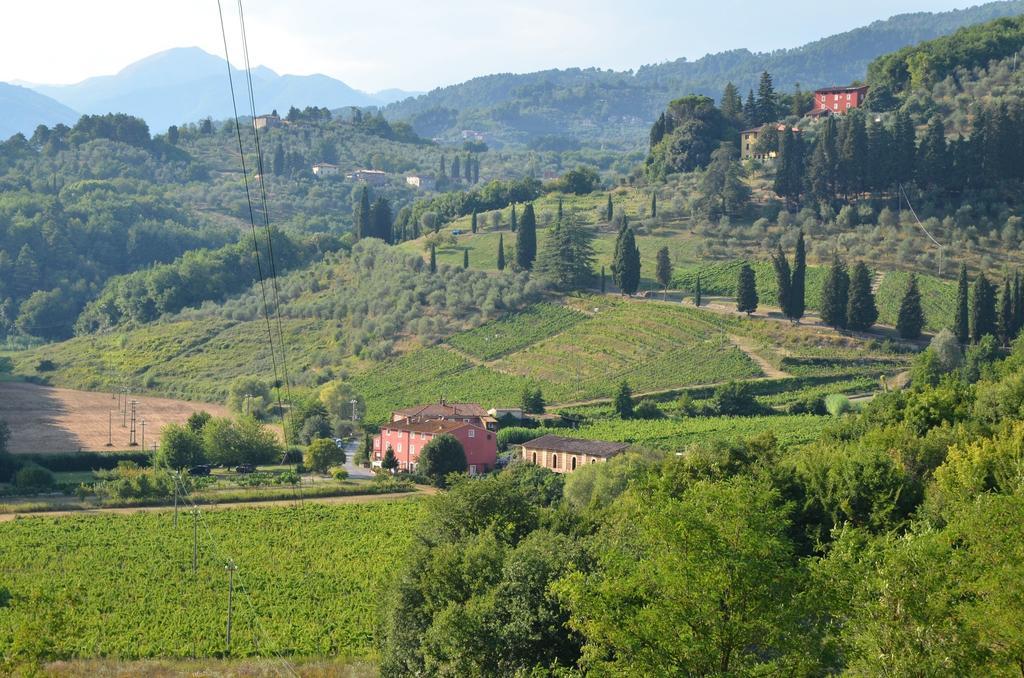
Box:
32, 47, 415, 132
385, 0, 1024, 148
0, 83, 79, 138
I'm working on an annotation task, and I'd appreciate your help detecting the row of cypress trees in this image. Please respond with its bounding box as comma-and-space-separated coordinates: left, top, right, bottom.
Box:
953, 263, 1023, 346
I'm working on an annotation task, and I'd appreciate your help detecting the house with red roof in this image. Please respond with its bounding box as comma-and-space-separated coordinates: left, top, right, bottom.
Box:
813, 85, 869, 115
391, 399, 497, 431
373, 417, 497, 475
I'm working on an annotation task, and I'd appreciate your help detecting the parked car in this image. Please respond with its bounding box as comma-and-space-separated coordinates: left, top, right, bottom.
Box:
188, 464, 211, 477
235, 464, 255, 474
333, 438, 345, 449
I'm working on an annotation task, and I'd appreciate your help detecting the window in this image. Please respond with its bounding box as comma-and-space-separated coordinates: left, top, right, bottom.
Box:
846, 93, 851, 100
571, 457, 577, 470
531, 451, 537, 464
590, 458, 596, 464
468, 429, 475, 438
397, 444, 402, 453
410, 446, 415, 455
469, 465, 477, 475
820, 95, 826, 103
552, 454, 558, 469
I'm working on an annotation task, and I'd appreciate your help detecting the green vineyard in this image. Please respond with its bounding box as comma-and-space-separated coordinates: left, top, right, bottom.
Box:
0, 501, 423, 661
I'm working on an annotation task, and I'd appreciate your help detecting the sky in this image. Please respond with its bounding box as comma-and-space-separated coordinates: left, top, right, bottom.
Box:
2, 0, 981, 93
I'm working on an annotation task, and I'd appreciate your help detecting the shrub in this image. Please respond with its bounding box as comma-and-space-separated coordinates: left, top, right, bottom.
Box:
332, 467, 349, 481
712, 381, 759, 416
306, 438, 345, 474
418, 434, 468, 487
14, 464, 55, 491
36, 359, 56, 372
825, 394, 852, 417
633, 400, 664, 419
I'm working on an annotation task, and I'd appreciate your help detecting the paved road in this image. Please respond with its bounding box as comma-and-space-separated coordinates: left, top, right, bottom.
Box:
342, 438, 373, 479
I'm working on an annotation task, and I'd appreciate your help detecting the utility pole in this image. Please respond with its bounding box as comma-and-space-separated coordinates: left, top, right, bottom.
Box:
129, 400, 138, 446
225, 561, 238, 655
173, 471, 179, 527
141, 418, 146, 451
192, 509, 200, 574
106, 410, 113, 447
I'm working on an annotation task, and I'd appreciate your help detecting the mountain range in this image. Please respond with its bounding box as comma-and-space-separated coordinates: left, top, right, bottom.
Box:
3, 1, 1024, 144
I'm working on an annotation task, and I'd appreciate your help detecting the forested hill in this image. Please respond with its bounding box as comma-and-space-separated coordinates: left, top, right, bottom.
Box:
385, 0, 1024, 149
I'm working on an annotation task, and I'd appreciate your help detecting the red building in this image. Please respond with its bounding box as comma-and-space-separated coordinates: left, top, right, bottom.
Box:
391, 399, 497, 431
814, 85, 869, 114
373, 418, 497, 475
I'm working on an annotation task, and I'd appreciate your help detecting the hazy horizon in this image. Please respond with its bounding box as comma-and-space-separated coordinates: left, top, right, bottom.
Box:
1, 0, 982, 93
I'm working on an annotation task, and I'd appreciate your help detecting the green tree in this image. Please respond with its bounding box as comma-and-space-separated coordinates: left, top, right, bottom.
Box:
470, 210, 478, 234
694, 273, 702, 307
771, 245, 792, 318
370, 196, 392, 243
606, 193, 613, 221
354, 186, 371, 240
954, 263, 970, 344
521, 387, 546, 415
155, 423, 205, 469
791, 231, 807, 321
305, 438, 345, 474
516, 203, 537, 270
226, 377, 271, 418
655, 246, 672, 299
774, 127, 805, 205
556, 478, 807, 676
463, 248, 469, 270
429, 243, 437, 273
755, 71, 777, 125
971, 273, 996, 343
510, 203, 518, 232
999, 278, 1013, 346
496, 233, 506, 271
615, 381, 634, 419
847, 262, 879, 331
418, 434, 468, 486
611, 226, 641, 295
736, 263, 758, 315
272, 143, 284, 176
186, 411, 211, 433
382, 445, 398, 473
820, 255, 850, 329
898, 273, 926, 340
650, 192, 657, 218
720, 81, 743, 122
700, 144, 750, 219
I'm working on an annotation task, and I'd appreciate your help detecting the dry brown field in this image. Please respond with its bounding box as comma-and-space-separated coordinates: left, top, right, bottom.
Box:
0, 382, 228, 454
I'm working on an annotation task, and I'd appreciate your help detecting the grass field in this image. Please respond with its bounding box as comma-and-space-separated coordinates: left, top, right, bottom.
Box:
0, 500, 423, 663
0, 382, 229, 454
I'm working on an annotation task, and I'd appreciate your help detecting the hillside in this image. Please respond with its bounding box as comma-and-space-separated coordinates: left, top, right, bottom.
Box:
33, 47, 415, 132
0, 82, 79, 138
385, 0, 1024, 148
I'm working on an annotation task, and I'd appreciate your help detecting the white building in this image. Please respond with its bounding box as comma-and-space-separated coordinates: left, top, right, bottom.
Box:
312, 163, 341, 177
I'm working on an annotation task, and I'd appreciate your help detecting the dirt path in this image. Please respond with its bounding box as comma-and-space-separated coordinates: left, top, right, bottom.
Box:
728, 334, 791, 379
0, 489, 433, 522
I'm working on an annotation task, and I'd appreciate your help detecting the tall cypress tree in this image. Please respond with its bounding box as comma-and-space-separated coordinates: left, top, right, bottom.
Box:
272, 143, 285, 176
354, 187, 371, 240
694, 273, 702, 307
451, 156, 461, 181
820, 255, 850, 329
650, 192, 657, 218
464, 154, 473, 182
429, 244, 437, 273
1014, 271, 1023, 339
720, 82, 743, 122
497, 234, 506, 271
516, 203, 537, 270
897, 274, 925, 340
370, 196, 392, 243
439, 154, 447, 178
600, 265, 606, 294
655, 246, 672, 299
771, 245, 792, 318
612, 226, 641, 295
755, 71, 776, 125
743, 89, 757, 126
971, 273, 997, 343
463, 248, 469, 270
606, 194, 613, 221
511, 204, 518, 233
847, 262, 879, 331
737, 263, 759, 315
954, 263, 970, 344
471, 210, 478, 234
892, 110, 917, 187
999, 277, 1014, 346
791, 231, 807, 321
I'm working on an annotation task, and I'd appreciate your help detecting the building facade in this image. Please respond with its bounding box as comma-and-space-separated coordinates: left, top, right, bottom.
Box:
254, 114, 282, 130
373, 419, 497, 474
346, 169, 387, 186
813, 85, 869, 114
312, 163, 340, 177
521, 435, 629, 473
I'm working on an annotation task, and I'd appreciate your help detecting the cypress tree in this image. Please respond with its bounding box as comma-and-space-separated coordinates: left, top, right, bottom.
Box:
971, 273, 996, 343
954, 263, 970, 344
743, 89, 756, 126
847, 262, 879, 331
354, 187, 371, 240
516, 203, 537, 270
612, 226, 641, 295
897, 274, 925, 340
650, 192, 657, 218
791, 231, 806, 321
463, 248, 469, 270
606, 194, 613, 221
720, 82, 743, 121
600, 265, 606, 294
771, 245, 792, 318
439, 154, 447, 178
892, 110, 917, 186
615, 381, 634, 419
820, 255, 850, 329
497, 234, 506, 271
755, 71, 776, 125
464, 154, 473, 182
655, 246, 672, 299
736, 263, 758, 315
370, 196, 392, 243
429, 244, 437, 273
451, 156, 461, 180
694, 274, 702, 307
1011, 270, 1019, 340
511, 204, 518, 232
999, 277, 1013, 346
471, 210, 478, 234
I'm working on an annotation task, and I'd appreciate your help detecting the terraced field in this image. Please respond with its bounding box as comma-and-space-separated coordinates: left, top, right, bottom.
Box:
447, 302, 587, 360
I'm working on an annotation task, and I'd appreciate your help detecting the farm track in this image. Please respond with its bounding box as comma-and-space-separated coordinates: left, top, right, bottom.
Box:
727, 334, 791, 379
0, 487, 434, 522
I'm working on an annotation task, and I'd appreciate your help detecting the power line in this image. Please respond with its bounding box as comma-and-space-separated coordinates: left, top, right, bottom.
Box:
215, 0, 285, 432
